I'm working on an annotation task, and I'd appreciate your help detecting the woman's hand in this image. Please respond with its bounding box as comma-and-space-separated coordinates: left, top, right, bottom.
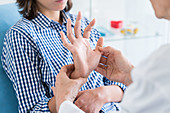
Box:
95, 46, 134, 86
51, 64, 87, 112
60, 12, 103, 79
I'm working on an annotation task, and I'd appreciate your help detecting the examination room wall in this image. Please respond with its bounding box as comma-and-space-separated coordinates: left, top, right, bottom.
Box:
0, 0, 15, 4
123, 0, 170, 65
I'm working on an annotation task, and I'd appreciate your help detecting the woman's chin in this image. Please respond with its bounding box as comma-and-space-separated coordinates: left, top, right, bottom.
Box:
51, 7, 65, 12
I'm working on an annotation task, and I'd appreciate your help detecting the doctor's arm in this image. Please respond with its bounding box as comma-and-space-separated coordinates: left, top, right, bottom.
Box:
51, 65, 86, 113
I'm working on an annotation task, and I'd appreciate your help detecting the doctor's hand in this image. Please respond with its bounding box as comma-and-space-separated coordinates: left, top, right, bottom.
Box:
74, 87, 106, 113
95, 46, 134, 86
60, 11, 103, 79
74, 85, 123, 113
51, 64, 87, 112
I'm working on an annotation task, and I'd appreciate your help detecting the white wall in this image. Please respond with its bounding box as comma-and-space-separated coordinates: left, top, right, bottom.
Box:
70, 0, 167, 65
104, 36, 162, 65
122, 0, 169, 65
70, 0, 91, 19
125, 0, 168, 37
71, 0, 170, 65
91, 0, 125, 29
0, 0, 15, 5
71, 0, 125, 29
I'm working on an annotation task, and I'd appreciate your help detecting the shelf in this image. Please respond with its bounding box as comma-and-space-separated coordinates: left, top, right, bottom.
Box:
103, 34, 163, 42
96, 26, 164, 42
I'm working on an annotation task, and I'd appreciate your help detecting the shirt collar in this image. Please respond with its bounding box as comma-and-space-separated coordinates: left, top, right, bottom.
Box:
31, 10, 74, 29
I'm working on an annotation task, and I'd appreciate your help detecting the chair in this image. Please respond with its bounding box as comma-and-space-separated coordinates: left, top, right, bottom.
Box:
0, 2, 21, 113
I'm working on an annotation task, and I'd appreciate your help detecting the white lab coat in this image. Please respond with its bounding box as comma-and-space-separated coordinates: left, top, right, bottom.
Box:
59, 44, 170, 113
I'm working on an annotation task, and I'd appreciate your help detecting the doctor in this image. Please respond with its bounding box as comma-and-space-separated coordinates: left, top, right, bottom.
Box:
52, 0, 170, 112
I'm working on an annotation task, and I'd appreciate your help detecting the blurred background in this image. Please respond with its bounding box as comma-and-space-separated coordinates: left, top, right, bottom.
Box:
0, 0, 169, 66
70, 0, 170, 65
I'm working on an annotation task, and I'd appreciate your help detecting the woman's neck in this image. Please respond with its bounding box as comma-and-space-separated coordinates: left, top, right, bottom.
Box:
41, 10, 61, 22
38, 6, 61, 23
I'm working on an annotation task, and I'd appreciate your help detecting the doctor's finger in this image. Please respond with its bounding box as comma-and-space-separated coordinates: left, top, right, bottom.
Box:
99, 46, 117, 55
100, 51, 110, 57
65, 64, 75, 77
75, 97, 85, 109
99, 56, 107, 65
95, 64, 107, 76
80, 106, 88, 113
76, 90, 86, 100
74, 78, 87, 90
60, 64, 75, 75
57, 65, 74, 82
83, 19, 96, 39
74, 11, 82, 38
67, 19, 75, 43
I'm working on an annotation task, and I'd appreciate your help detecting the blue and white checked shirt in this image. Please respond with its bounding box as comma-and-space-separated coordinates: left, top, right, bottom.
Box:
1, 10, 126, 113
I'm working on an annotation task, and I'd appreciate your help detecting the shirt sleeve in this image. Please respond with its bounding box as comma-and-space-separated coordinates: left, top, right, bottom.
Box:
103, 77, 127, 91
1, 29, 51, 113
59, 101, 85, 113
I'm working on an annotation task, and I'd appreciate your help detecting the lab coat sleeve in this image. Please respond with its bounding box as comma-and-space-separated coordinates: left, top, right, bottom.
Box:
59, 101, 85, 113
119, 75, 169, 113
